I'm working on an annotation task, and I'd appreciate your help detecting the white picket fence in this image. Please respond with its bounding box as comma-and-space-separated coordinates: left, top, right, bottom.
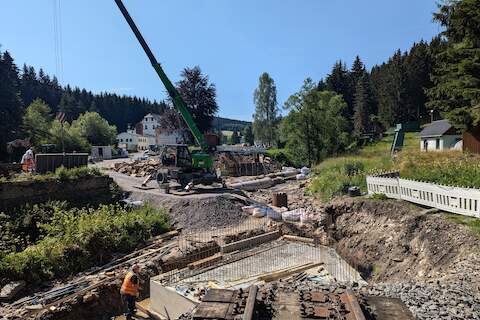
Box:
366, 172, 480, 218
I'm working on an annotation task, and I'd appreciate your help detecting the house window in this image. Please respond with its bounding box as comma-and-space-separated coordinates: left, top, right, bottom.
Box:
436, 139, 440, 150
120, 138, 123, 142
423, 140, 428, 150
145, 125, 148, 130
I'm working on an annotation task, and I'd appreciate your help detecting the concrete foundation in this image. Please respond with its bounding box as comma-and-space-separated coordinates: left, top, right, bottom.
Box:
178, 241, 364, 288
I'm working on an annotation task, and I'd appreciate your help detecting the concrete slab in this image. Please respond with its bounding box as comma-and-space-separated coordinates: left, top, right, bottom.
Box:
149, 278, 198, 319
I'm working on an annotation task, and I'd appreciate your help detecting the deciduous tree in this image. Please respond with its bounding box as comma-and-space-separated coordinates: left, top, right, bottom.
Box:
176, 66, 218, 133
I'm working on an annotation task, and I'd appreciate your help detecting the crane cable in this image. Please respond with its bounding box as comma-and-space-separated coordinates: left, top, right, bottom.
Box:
52, 0, 64, 82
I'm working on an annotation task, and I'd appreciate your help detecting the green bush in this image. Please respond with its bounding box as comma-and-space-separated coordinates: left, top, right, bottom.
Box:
308, 157, 393, 201
0, 203, 169, 284
0, 201, 69, 253
266, 148, 295, 167
0, 166, 104, 184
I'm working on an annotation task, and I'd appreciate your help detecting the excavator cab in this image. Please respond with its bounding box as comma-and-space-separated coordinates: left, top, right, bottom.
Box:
159, 144, 191, 168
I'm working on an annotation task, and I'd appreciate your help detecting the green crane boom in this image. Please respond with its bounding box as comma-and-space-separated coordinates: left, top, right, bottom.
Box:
114, 0, 208, 151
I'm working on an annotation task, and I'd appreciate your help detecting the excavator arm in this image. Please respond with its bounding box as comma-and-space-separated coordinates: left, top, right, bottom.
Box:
114, 0, 209, 151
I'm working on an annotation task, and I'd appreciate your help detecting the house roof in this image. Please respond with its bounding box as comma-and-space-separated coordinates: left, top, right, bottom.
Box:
144, 113, 162, 122
419, 120, 457, 137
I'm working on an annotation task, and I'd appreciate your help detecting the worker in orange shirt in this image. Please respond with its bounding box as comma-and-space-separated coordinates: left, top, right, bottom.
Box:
20, 148, 35, 173
120, 264, 141, 320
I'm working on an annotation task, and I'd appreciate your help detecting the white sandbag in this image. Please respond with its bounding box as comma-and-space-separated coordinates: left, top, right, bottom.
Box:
296, 173, 307, 180
282, 209, 302, 221
266, 208, 282, 221
242, 205, 257, 215
300, 211, 315, 224
252, 207, 266, 218
300, 167, 310, 175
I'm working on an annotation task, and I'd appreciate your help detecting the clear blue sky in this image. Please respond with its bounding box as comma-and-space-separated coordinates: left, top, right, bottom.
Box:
1, 0, 441, 121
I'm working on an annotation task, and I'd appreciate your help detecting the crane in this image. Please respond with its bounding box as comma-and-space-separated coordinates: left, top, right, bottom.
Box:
114, 0, 221, 190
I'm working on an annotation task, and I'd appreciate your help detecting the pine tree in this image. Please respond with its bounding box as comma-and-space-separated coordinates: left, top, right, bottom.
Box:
404, 41, 433, 121
353, 72, 375, 136
350, 56, 365, 91
326, 61, 354, 126
427, 0, 480, 130
253, 72, 279, 146
0, 51, 23, 160
242, 125, 254, 146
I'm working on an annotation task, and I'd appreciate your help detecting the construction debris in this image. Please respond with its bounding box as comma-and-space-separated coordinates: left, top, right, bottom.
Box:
110, 158, 160, 177
0, 281, 26, 302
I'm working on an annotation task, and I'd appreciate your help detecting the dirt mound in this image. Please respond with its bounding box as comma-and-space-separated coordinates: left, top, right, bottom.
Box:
324, 198, 480, 287
162, 195, 249, 230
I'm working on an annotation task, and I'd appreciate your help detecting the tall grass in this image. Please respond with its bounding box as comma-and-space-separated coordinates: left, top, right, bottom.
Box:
308, 133, 480, 201
398, 150, 480, 188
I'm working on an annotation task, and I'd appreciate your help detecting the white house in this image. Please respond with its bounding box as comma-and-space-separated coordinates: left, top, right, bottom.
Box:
141, 113, 161, 136
419, 119, 462, 151
142, 113, 185, 145
117, 129, 140, 151
137, 135, 156, 151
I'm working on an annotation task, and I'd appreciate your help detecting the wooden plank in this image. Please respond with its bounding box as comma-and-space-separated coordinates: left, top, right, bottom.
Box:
193, 302, 230, 319
242, 285, 258, 320
258, 262, 323, 282
282, 234, 315, 244
188, 253, 223, 270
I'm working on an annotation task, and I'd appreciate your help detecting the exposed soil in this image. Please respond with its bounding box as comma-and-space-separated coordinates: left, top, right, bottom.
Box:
323, 198, 480, 289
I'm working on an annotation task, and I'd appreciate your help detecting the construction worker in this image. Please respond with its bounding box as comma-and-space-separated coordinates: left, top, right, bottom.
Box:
20, 148, 35, 173
120, 264, 141, 319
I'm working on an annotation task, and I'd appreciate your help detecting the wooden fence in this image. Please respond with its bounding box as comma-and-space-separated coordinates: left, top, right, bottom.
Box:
366, 172, 480, 218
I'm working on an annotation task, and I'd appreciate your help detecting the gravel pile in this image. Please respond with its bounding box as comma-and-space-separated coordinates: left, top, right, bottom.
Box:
168, 195, 249, 230
365, 281, 480, 320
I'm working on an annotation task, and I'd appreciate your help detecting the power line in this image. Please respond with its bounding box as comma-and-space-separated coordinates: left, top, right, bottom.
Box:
52, 0, 63, 82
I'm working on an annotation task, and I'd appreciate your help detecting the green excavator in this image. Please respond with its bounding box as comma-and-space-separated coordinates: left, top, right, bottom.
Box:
114, 0, 222, 190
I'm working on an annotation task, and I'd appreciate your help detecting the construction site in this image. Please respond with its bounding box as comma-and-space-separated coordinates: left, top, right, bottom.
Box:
2, 0, 480, 319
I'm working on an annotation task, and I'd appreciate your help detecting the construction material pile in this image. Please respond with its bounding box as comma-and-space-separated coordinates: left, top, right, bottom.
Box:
110, 158, 160, 177
215, 152, 279, 177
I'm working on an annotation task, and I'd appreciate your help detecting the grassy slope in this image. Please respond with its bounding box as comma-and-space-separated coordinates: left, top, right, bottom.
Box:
309, 133, 480, 201
309, 133, 417, 201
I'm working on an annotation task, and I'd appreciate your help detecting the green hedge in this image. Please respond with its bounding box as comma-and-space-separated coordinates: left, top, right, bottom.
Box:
0, 203, 169, 284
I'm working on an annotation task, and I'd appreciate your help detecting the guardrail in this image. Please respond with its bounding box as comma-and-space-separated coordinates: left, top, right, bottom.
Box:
366, 172, 480, 218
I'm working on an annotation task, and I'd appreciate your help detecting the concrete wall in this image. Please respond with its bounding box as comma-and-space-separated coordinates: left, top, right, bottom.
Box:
91, 146, 112, 160
0, 176, 113, 209
149, 278, 197, 319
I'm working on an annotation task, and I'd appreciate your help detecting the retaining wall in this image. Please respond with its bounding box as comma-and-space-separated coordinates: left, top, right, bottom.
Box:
367, 173, 480, 218
0, 176, 113, 209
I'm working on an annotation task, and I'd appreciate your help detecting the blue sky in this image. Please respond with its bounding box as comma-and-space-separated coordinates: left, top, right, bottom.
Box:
1, 0, 441, 121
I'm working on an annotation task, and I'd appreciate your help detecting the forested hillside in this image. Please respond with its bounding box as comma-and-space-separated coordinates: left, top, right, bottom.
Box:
0, 53, 168, 157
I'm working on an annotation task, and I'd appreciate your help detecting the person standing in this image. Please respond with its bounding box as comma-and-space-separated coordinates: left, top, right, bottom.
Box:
20, 148, 35, 173
120, 264, 141, 320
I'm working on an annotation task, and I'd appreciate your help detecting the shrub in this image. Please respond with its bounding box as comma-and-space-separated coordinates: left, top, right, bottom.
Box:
0, 204, 169, 284
308, 157, 393, 202
0, 166, 104, 184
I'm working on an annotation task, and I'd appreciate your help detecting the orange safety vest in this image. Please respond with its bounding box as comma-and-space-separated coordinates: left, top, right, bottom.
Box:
120, 271, 140, 296
22, 158, 35, 172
